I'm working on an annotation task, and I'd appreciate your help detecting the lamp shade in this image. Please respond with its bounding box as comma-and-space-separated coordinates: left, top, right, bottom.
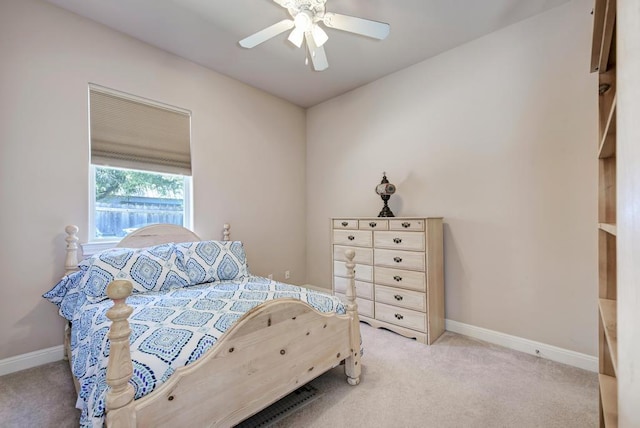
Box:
375, 183, 396, 196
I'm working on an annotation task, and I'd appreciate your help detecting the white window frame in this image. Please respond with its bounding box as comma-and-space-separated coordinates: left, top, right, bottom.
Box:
86, 165, 192, 252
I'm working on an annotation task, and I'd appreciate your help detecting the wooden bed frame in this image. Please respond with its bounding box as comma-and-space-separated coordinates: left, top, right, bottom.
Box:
62, 223, 361, 427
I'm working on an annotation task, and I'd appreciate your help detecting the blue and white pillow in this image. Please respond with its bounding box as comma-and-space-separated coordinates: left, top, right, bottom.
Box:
43, 269, 87, 321
78, 243, 191, 301
175, 241, 248, 285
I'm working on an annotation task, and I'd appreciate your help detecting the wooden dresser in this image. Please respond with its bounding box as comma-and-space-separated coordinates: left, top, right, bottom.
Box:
331, 217, 444, 344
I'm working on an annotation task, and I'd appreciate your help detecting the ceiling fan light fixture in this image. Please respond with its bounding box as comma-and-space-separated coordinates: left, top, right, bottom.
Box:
287, 27, 304, 47
311, 24, 328, 47
293, 10, 313, 32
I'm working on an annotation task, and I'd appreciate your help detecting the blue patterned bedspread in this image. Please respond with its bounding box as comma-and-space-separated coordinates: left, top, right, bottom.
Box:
70, 276, 345, 427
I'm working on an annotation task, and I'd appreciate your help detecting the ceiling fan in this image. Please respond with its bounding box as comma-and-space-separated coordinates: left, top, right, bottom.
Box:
239, 0, 390, 71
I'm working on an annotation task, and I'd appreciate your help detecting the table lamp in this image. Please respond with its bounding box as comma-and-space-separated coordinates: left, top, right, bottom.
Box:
375, 172, 396, 217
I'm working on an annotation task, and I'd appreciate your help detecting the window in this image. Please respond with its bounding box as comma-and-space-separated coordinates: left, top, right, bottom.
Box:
90, 165, 191, 240
88, 85, 192, 241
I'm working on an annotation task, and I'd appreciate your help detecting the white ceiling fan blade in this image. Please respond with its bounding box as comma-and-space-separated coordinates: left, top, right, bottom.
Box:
322, 12, 390, 40
239, 19, 294, 48
306, 33, 328, 71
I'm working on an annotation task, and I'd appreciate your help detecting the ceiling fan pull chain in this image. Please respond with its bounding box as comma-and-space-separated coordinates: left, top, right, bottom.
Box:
304, 37, 309, 65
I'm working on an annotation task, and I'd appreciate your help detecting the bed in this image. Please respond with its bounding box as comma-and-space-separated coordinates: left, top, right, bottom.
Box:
46, 223, 361, 427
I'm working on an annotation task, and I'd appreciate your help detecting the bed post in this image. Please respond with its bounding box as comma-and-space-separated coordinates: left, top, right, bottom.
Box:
63, 225, 80, 364
343, 249, 361, 385
105, 280, 136, 427
64, 225, 79, 274
223, 223, 231, 241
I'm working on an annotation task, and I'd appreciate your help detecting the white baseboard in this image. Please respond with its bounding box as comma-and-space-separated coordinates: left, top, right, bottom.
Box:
302, 283, 332, 293
0, 319, 596, 376
445, 319, 597, 372
0, 345, 64, 377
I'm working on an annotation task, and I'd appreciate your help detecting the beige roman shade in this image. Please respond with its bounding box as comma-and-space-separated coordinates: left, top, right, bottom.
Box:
90, 87, 191, 175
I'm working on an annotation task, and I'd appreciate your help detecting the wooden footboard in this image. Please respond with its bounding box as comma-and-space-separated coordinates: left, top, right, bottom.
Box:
105, 250, 361, 427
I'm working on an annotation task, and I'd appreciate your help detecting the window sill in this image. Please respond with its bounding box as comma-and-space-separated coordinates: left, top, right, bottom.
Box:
81, 241, 119, 257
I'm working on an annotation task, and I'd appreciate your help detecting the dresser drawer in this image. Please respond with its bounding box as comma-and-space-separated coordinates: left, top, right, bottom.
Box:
335, 293, 374, 318
358, 219, 388, 230
375, 302, 426, 332
389, 219, 424, 231
333, 261, 373, 282
333, 219, 358, 230
375, 267, 426, 292
375, 249, 425, 271
374, 231, 425, 251
375, 285, 425, 312
333, 245, 373, 265
334, 277, 374, 299
333, 229, 372, 247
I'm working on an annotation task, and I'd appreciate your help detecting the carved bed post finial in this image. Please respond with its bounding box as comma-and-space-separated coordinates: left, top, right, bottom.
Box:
105, 280, 136, 427
64, 225, 79, 274
343, 249, 361, 386
344, 249, 357, 311
223, 223, 231, 241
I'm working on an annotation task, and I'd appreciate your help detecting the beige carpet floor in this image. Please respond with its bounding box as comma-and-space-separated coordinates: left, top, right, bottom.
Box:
0, 324, 598, 427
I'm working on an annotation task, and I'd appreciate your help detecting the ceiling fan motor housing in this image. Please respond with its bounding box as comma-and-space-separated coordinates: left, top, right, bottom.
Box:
284, 0, 326, 20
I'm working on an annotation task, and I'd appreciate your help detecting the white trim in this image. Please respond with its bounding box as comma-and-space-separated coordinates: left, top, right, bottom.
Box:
183, 175, 193, 231
81, 240, 118, 258
89, 164, 97, 241
303, 283, 332, 293
0, 345, 64, 376
445, 319, 598, 372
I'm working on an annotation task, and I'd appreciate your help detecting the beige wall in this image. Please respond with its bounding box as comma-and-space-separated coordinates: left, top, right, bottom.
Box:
0, 0, 306, 359
0, 0, 599, 361
306, 0, 598, 355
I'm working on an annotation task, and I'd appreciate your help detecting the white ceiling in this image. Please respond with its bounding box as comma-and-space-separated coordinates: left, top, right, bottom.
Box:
44, 0, 571, 107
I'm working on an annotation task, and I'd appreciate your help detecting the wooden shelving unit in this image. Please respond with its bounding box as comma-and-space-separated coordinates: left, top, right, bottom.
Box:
599, 298, 618, 374
591, 0, 618, 426
598, 223, 617, 236
599, 374, 618, 428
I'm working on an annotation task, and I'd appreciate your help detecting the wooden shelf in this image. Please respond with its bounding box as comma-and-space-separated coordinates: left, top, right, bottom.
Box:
599, 298, 618, 375
599, 223, 617, 236
599, 96, 617, 159
599, 374, 618, 427
591, 0, 616, 73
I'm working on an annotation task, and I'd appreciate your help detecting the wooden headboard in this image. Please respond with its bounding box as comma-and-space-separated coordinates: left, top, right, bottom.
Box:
117, 224, 202, 248
64, 223, 231, 273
